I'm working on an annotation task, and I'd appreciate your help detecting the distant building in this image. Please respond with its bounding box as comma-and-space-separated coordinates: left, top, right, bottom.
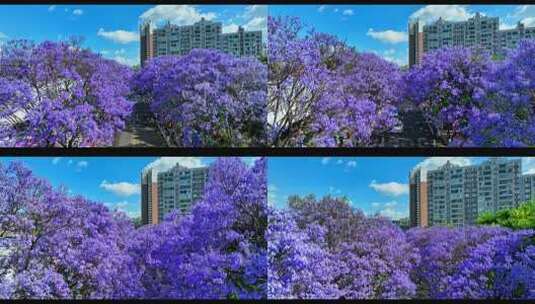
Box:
521, 174, 535, 203
392, 217, 411, 230
408, 12, 535, 67
141, 163, 210, 225
139, 21, 154, 67
421, 158, 529, 227
156, 164, 209, 222
408, 20, 424, 66
141, 168, 158, 225
409, 167, 428, 228
139, 18, 263, 66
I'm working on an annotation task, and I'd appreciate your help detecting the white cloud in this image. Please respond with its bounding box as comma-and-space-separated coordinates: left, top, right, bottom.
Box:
143, 157, 205, 180
410, 5, 473, 25
100, 180, 140, 197
370, 200, 407, 220
342, 9, 354, 16
415, 157, 472, 181
73, 9, 83, 16
242, 5, 266, 19
222, 23, 239, 33
140, 5, 216, 26
369, 180, 409, 197
367, 28, 408, 44
48, 5, 56, 12
346, 160, 357, 168
97, 28, 138, 44
76, 161, 88, 170
512, 5, 535, 18
521, 17, 535, 27
113, 55, 138, 67
384, 49, 396, 56
52, 157, 61, 165
328, 186, 342, 195
318, 5, 327, 13
244, 16, 266, 32
240, 6, 267, 39
106, 201, 137, 217
523, 158, 535, 175
378, 206, 407, 220
321, 157, 331, 165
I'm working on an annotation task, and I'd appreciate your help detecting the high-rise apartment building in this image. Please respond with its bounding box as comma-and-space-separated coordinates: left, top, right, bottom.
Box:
139, 21, 154, 67
408, 12, 535, 67
139, 18, 263, 66
141, 168, 158, 225
408, 20, 424, 66
409, 168, 428, 228
421, 158, 530, 227
521, 174, 535, 203
156, 164, 209, 222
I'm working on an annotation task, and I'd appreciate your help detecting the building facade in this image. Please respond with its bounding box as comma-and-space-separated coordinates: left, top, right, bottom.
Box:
408, 12, 535, 67
141, 168, 159, 225
156, 164, 209, 222
140, 18, 263, 66
408, 20, 424, 66
521, 174, 535, 203
423, 158, 530, 227
409, 168, 428, 228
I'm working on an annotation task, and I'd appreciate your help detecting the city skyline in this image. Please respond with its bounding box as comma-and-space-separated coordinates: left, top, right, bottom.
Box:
268, 157, 535, 220
0, 5, 266, 66
270, 4, 535, 66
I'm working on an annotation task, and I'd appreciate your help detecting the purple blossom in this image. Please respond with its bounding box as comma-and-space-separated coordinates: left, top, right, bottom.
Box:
0, 39, 133, 147
268, 16, 401, 147
132, 49, 267, 147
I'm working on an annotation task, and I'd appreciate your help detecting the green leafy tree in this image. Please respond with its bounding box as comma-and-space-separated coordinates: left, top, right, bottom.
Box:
477, 201, 535, 230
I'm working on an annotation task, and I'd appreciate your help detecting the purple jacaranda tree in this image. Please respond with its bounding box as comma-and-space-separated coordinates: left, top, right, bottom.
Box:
132, 49, 267, 147
0, 39, 133, 147
445, 229, 535, 299
403, 47, 493, 146
269, 195, 418, 299
268, 16, 402, 147
267, 209, 340, 299
129, 157, 267, 299
406, 226, 509, 298
0, 161, 142, 299
463, 39, 535, 147
271, 194, 535, 299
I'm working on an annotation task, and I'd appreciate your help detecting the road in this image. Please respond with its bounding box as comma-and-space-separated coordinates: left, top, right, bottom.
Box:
114, 102, 166, 147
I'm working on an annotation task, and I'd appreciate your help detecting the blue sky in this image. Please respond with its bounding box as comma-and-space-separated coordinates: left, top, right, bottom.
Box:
0, 5, 267, 66
270, 5, 535, 66
0, 157, 259, 218
268, 157, 535, 220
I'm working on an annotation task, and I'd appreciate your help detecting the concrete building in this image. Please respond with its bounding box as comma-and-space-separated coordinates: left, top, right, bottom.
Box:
423, 158, 529, 227
408, 20, 424, 66
156, 164, 209, 222
139, 21, 154, 67
521, 174, 535, 203
409, 168, 428, 228
140, 18, 263, 66
141, 168, 159, 225
496, 22, 535, 56
408, 12, 535, 67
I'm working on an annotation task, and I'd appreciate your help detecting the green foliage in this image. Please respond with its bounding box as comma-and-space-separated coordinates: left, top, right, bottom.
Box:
477, 201, 535, 230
